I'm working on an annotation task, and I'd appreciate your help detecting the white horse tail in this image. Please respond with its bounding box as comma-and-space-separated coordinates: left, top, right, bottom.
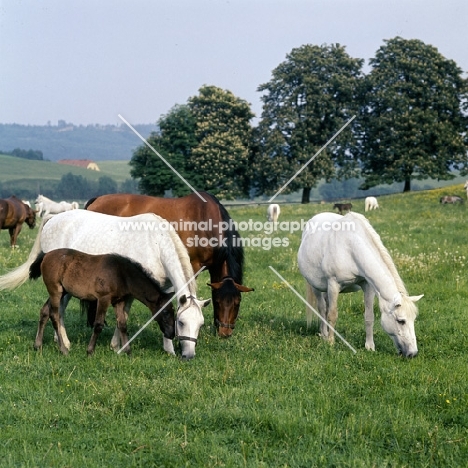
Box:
0, 216, 50, 290
305, 281, 318, 328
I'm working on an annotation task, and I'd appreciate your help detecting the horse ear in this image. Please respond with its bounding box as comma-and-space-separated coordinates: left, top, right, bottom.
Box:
393, 293, 402, 308
234, 283, 255, 293
207, 282, 223, 290
409, 294, 424, 302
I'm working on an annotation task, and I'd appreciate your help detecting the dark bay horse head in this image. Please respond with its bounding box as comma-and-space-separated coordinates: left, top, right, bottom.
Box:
24, 204, 37, 229
208, 277, 254, 337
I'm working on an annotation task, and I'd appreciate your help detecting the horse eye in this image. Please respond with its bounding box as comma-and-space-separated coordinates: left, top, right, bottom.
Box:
396, 319, 406, 325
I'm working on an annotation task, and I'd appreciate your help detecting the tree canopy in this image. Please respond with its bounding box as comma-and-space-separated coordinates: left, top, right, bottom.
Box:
129, 104, 198, 197
359, 37, 468, 192
252, 43, 363, 203
130, 86, 254, 199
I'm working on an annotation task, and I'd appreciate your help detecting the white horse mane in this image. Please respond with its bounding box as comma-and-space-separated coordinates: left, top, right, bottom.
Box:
163, 219, 197, 295
345, 212, 408, 295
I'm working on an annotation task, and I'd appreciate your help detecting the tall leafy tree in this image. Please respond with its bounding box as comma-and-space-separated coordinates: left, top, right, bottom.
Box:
129, 104, 199, 196
359, 37, 468, 192
253, 44, 363, 203
188, 85, 254, 199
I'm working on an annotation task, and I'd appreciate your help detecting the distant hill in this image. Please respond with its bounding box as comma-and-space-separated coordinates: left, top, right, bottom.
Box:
0, 154, 134, 200
0, 122, 158, 161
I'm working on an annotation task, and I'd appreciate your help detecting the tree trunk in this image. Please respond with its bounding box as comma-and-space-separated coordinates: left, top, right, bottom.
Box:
301, 187, 311, 204
403, 178, 411, 192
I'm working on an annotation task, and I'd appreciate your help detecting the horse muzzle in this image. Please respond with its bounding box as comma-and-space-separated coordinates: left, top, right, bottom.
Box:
215, 319, 235, 338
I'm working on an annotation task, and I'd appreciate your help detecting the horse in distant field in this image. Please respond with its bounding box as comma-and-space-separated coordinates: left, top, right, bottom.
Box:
0, 196, 36, 247
440, 195, 463, 205
0, 210, 211, 360
29, 249, 175, 356
365, 197, 379, 211
464, 181, 468, 199
85, 192, 254, 337
333, 203, 352, 215
60, 200, 80, 210
35, 195, 77, 217
298, 212, 423, 357
267, 204, 281, 223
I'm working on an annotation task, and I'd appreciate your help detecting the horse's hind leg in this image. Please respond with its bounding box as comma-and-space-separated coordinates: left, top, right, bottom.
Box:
362, 283, 376, 351
34, 299, 51, 350
325, 281, 340, 344
314, 291, 328, 338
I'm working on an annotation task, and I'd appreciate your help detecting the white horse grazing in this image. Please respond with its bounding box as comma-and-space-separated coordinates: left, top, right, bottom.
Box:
298, 212, 423, 357
267, 204, 280, 223
365, 196, 379, 212
35, 195, 75, 217
0, 210, 210, 360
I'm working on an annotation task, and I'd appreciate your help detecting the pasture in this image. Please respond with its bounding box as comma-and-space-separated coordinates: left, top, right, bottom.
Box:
0, 188, 467, 466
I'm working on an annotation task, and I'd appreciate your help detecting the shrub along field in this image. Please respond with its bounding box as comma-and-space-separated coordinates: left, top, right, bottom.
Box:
0, 187, 467, 466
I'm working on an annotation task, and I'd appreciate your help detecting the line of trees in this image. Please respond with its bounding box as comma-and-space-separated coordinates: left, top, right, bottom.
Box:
130, 37, 468, 202
0, 173, 138, 202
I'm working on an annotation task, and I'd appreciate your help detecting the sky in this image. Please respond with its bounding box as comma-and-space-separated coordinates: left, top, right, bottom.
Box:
1, 0, 467, 127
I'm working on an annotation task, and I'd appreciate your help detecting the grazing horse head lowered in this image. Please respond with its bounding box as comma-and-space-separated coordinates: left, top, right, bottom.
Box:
298, 212, 423, 357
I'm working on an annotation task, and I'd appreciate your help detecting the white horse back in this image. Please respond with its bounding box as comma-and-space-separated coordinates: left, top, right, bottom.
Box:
41, 209, 189, 292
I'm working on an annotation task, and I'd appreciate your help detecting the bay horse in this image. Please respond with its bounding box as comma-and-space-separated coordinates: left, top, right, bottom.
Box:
333, 202, 352, 215
0, 195, 36, 247
29, 249, 175, 356
0, 210, 211, 360
298, 212, 423, 357
85, 192, 254, 337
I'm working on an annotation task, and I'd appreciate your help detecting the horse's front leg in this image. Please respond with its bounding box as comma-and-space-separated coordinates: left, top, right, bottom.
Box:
362, 283, 376, 351
114, 302, 131, 355
8, 225, 21, 248
87, 299, 108, 356
110, 297, 133, 351
325, 281, 340, 345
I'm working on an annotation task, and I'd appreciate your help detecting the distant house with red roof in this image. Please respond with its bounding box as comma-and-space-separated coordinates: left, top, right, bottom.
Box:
58, 159, 100, 171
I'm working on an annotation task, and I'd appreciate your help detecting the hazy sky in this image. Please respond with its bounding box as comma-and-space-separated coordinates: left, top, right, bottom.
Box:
1, 0, 467, 126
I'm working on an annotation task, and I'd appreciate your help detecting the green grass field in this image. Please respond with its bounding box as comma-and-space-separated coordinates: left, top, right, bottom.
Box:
0, 154, 132, 184
0, 186, 467, 466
